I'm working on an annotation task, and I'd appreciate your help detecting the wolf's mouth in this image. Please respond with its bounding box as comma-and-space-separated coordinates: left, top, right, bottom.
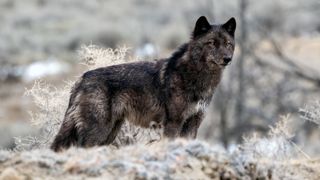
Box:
221, 62, 231, 66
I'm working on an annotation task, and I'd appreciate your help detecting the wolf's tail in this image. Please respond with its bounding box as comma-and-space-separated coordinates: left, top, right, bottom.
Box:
50, 120, 78, 152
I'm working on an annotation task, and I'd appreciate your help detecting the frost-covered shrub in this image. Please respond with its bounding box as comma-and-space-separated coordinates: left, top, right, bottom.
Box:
299, 101, 320, 126
231, 115, 314, 179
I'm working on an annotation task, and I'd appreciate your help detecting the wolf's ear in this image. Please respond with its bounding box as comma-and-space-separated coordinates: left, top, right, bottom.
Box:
222, 17, 236, 37
193, 16, 211, 38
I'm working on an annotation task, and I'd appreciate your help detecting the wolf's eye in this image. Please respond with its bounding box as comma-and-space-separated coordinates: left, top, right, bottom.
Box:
206, 41, 214, 45
226, 41, 233, 48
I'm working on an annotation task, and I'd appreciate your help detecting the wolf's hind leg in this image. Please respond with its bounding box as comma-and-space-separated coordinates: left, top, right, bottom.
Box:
76, 87, 115, 147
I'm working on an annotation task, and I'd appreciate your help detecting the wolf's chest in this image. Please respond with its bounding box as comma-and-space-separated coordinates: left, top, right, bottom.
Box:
182, 99, 209, 119
182, 85, 214, 119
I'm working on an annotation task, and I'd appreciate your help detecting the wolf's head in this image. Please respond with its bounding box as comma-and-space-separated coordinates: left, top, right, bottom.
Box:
189, 16, 236, 69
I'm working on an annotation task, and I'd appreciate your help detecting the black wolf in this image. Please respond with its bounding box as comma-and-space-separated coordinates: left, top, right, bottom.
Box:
51, 16, 236, 151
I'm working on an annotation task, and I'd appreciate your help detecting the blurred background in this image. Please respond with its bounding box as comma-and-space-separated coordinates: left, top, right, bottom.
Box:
0, 0, 319, 154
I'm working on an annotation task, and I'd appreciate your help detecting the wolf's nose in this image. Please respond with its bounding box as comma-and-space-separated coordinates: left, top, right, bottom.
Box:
223, 57, 232, 64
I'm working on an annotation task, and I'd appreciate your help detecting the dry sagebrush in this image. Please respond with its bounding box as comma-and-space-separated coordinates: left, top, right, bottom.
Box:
15, 45, 161, 151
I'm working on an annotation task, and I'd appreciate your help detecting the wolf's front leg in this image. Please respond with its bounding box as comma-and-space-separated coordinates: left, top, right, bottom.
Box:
163, 116, 185, 138
163, 95, 186, 138
180, 111, 204, 138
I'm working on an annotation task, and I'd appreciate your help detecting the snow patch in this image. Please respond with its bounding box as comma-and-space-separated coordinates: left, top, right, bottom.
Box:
23, 58, 69, 82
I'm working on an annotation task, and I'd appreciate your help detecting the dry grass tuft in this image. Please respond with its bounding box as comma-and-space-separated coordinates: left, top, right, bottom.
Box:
231, 114, 318, 179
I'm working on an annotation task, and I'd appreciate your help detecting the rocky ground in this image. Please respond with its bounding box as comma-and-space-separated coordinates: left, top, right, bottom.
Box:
0, 139, 319, 180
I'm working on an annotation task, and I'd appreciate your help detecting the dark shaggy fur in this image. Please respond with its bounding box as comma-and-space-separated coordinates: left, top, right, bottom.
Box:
51, 16, 236, 151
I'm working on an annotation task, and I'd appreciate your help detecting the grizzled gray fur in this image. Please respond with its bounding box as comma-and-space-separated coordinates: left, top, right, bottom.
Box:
51, 16, 236, 151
